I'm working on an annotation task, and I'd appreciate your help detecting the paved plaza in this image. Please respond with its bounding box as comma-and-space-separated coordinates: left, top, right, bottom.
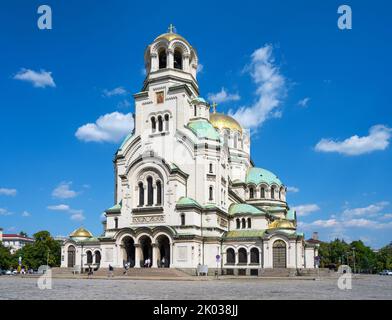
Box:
0, 275, 391, 300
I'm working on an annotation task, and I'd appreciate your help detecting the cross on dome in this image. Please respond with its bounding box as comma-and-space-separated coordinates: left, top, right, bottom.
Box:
211, 102, 218, 114
168, 23, 176, 33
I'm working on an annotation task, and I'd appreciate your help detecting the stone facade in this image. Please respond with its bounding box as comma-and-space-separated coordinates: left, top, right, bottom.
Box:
61, 27, 318, 274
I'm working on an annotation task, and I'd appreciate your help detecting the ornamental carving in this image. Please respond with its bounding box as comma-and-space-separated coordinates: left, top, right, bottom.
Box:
133, 215, 165, 224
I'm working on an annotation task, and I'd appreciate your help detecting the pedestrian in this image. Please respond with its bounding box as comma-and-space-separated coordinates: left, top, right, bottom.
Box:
123, 262, 129, 275
161, 257, 166, 268
88, 265, 93, 279
108, 264, 114, 278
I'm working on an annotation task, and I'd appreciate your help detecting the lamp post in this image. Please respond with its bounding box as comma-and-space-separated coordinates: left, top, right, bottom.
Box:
352, 248, 356, 274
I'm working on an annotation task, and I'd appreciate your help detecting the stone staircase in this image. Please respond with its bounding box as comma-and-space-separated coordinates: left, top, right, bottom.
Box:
259, 268, 294, 277
52, 267, 189, 278
91, 267, 189, 278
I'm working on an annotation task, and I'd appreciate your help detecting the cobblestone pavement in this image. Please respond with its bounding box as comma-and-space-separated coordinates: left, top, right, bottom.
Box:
0, 275, 391, 300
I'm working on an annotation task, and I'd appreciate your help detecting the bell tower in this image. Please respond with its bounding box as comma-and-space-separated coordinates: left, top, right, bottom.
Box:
142, 24, 199, 95
133, 26, 202, 142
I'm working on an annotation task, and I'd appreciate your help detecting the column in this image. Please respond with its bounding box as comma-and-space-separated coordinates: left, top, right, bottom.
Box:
167, 49, 174, 68
152, 244, 159, 268
134, 244, 141, 268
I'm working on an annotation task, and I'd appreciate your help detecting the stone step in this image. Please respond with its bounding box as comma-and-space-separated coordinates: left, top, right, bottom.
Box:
93, 267, 189, 278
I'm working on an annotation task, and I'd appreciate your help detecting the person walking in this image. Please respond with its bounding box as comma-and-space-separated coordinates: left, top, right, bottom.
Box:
108, 264, 114, 278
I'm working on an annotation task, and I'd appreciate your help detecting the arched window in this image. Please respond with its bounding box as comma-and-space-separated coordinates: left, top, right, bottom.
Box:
209, 186, 213, 201
250, 248, 259, 264
114, 217, 118, 229
236, 218, 240, 229
159, 49, 167, 69
180, 213, 186, 226
234, 134, 238, 149
164, 114, 169, 131
209, 163, 213, 174
147, 177, 153, 206
242, 218, 246, 229
138, 182, 144, 206
86, 251, 93, 264
174, 49, 183, 70
94, 251, 101, 265
249, 187, 254, 199
238, 248, 247, 264
158, 116, 163, 132
194, 105, 197, 117
260, 187, 265, 199
151, 117, 156, 133
156, 180, 162, 205
224, 131, 229, 146
271, 187, 275, 199
226, 248, 235, 264
247, 218, 251, 229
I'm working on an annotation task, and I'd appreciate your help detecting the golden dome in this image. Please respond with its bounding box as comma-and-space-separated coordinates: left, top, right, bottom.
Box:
210, 113, 242, 133
70, 227, 93, 239
154, 32, 192, 48
268, 219, 296, 230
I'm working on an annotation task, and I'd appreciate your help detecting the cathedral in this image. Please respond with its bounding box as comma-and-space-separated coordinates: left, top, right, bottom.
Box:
61, 26, 318, 275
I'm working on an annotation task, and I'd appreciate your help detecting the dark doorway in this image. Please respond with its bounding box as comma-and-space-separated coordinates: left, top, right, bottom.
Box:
123, 236, 135, 267
273, 240, 287, 268
140, 236, 152, 267
157, 235, 170, 268
67, 246, 76, 268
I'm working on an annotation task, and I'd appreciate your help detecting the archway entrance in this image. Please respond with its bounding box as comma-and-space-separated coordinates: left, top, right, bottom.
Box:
67, 246, 76, 268
140, 236, 152, 268
123, 236, 135, 267
157, 235, 170, 268
273, 240, 287, 268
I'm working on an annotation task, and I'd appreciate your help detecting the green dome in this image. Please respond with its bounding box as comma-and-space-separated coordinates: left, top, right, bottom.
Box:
119, 132, 133, 151
228, 203, 264, 216
187, 119, 220, 141
246, 167, 283, 186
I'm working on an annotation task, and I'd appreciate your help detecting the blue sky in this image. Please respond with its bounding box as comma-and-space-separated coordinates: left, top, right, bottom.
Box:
0, 0, 391, 248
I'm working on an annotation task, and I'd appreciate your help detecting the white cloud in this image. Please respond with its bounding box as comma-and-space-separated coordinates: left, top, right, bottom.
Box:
208, 88, 240, 104
102, 86, 128, 97
75, 112, 134, 143
47, 204, 70, 211
299, 201, 392, 231
52, 182, 78, 199
197, 63, 204, 74
117, 99, 131, 109
13, 68, 55, 88
0, 188, 17, 196
71, 213, 85, 221
297, 97, 310, 107
229, 44, 286, 130
47, 204, 85, 221
0, 208, 13, 216
342, 201, 389, 218
21, 211, 31, 217
292, 204, 320, 217
287, 186, 300, 193
380, 213, 392, 220
315, 125, 392, 156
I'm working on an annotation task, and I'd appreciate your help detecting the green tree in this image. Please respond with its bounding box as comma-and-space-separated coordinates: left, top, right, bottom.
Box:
17, 230, 61, 270
19, 231, 28, 238
0, 243, 13, 269
376, 242, 392, 271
